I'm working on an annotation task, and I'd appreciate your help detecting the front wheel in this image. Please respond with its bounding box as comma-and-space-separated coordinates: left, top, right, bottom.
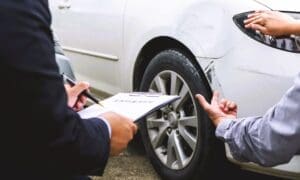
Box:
139, 50, 220, 179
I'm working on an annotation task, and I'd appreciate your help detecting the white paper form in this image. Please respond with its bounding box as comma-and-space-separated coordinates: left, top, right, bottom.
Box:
78, 92, 180, 122
77, 104, 109, 119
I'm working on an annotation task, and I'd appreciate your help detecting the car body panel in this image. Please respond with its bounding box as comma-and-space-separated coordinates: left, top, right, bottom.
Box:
50, 0, 126, 94
226, 145, 300, 179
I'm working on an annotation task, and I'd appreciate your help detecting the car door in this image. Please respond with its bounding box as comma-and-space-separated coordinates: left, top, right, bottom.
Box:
50, 0, 127, 94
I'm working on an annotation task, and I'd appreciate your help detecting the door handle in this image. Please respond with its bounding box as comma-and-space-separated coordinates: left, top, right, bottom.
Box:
58, 0, 71, 10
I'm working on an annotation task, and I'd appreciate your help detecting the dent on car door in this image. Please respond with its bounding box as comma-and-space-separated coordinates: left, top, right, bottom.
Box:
50, 0, 127, 94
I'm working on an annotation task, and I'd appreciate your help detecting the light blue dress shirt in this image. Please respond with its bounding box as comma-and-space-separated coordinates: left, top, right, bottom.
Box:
216, 73, 300, 167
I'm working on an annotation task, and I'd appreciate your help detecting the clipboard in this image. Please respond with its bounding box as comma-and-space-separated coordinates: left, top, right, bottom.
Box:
78, 92, 180, 122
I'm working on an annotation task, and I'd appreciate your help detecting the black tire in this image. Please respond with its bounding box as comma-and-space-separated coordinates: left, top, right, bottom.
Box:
139, 49, 220, 180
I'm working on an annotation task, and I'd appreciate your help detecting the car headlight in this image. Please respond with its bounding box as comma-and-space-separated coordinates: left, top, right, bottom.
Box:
233, 11, 300, 53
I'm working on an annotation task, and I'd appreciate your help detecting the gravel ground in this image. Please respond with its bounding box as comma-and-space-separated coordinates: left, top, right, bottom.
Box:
91, 141, 160, 180
92, 152, 159, 180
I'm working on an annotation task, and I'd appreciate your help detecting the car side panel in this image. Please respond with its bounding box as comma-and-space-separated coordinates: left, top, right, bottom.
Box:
212, 1, 300, 176
50, 0, 126, 94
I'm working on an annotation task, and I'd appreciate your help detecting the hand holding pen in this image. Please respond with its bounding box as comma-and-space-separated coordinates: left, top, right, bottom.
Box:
62, 73, 104, 111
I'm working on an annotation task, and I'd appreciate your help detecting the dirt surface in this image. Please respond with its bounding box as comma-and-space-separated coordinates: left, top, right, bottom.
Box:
91, 143, 160, 180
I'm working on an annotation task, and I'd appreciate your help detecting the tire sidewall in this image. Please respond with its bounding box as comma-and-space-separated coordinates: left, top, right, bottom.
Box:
139, 50, 213, 180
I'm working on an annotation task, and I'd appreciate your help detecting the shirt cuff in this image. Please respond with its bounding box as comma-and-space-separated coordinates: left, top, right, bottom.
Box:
215, 118, 235, 141
99, 117, 112, 139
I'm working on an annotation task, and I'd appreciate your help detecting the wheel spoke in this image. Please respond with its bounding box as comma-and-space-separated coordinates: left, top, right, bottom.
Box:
147, 118, 168, 129
154, 76, 167, 95
170, 72, 180, 95
166, 132, 176, 167
179, 116, 197, 128
178, 125, 197, 151
173, 133, 185, 168
166, 132, 186, 168
151, 123, 169, 148
173, 84, 189, 110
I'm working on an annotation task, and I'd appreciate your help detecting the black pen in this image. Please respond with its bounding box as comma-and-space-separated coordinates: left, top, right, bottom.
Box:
62, 73, 104, 106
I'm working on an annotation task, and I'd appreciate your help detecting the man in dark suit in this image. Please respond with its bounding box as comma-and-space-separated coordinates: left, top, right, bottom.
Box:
0, 1, 137, 179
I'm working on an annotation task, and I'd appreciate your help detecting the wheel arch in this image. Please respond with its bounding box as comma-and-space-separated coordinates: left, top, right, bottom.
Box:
133, 36, 212, 93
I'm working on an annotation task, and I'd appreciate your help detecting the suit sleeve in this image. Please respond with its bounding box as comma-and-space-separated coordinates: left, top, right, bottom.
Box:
0, 1, 109, 176
216, 74, 300, 166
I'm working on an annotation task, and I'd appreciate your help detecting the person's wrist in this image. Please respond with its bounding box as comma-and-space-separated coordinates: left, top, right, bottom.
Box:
212, 117, 225, 127
286, 20, 300, 35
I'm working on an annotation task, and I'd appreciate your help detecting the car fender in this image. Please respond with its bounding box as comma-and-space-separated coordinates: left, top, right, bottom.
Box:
121, 0, 266, 91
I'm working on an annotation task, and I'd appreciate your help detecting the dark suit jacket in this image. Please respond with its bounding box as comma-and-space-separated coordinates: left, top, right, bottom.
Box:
0, 1, 110, 178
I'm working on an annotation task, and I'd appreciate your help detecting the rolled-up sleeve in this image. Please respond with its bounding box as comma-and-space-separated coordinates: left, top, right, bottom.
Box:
216, 74, 300, 167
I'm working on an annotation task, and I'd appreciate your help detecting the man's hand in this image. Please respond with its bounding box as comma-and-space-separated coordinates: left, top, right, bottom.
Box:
196, 91, 237, 127
65, 82, 89, 111
101, 112, 138, 156
244, 10, 298, 37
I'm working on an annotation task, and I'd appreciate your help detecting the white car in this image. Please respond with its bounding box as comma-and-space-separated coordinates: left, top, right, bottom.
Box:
50, 0, 300, 179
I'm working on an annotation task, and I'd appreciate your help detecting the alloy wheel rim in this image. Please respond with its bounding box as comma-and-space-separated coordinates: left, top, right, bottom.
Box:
146, 70, 199, 170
